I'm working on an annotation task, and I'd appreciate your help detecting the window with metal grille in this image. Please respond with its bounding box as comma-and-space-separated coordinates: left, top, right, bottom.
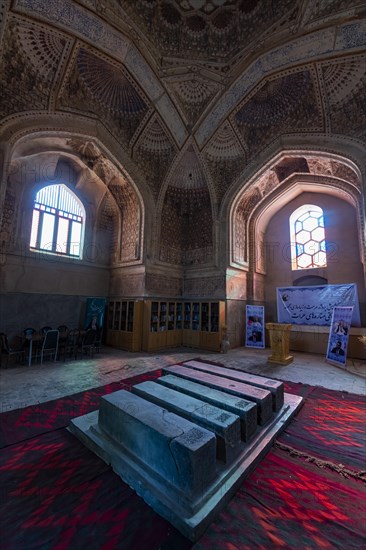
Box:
289, 204, 326, 270
30, 184, 84, 258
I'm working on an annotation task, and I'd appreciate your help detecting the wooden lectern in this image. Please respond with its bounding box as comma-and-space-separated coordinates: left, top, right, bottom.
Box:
266, 323, 294, 365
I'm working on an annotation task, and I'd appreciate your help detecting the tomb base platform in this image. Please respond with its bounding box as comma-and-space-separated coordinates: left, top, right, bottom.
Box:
69, 367, 303, 541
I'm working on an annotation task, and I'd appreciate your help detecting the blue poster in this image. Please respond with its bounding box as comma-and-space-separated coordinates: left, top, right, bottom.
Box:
84, 297, 107, 332
326, 306, 353, 367
277, 284, 360, 326
246, 305, 265, 349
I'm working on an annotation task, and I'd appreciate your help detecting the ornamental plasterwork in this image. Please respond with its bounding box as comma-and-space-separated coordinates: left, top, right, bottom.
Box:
303, 0, 366, 26
320, 54, 366, 142
0, 17, 69, 118
122, 0, 297, 67
165, 73, 223, 127
108, 179, 141, 263
231, 67, 323, 158
58, 46, 151, 148
195, 19, 366, 146
203, 122, 247, 206
183, 276, 225, 298
0, 1, 365, 277
159, 146, 214, 266
132, 115, 177, 200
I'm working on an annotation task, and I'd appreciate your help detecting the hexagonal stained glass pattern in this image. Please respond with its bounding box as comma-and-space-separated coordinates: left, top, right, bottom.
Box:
297, 254, 312, 268
290, 205, 327, 270
302, 217, 318, 231
304, 240, 319, 255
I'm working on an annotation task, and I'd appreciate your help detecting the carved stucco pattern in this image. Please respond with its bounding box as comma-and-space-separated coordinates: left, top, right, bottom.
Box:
168, 76, 221, 126
306, 0, 364, 22
233, 204, 246, 266
330, 161, 360, 189
58, 48, 150, 147
110, 273, 145, 297
160, 186, 213, 265
96, 192, 120, 264
133, 116, 177, 199
145, 273, 182, 297
321, 56, 366, 142
109, 182, 140, 262
160, 147, 213, 265
183, 276, 225, 298
233, 189, 262, 265
122, 0, 295, 66
203, 123, 247, 205
233, 69, 323, 158
0, 19, 66, 118
0, 188, 17, 249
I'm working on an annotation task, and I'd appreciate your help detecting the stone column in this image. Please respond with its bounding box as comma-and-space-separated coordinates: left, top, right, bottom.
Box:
266, 323, 293, 365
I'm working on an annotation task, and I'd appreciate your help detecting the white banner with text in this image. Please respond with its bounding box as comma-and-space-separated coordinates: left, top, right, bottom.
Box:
277, 284, 360, 327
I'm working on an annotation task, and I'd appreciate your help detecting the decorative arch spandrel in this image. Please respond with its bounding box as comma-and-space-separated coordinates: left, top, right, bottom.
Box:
157, 143, 216, 267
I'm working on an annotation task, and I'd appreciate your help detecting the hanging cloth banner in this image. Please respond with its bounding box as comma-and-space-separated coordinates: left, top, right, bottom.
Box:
277, 283, 360, 327
246, 305, 265, 349
326, 306, 353, 367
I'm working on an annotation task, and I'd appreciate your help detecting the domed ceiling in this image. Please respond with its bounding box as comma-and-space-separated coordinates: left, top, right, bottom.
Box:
0, 0, 365, 210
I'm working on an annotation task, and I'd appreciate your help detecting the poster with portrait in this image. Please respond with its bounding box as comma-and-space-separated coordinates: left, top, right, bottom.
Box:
326, 306, 353, 367
84, 297, 107, 332
246, 305, 265, 349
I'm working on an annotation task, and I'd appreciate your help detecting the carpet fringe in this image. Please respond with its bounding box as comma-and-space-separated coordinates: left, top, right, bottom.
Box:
274, 441, 366, 483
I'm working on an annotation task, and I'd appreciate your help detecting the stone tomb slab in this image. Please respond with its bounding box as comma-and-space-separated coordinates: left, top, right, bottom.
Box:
133, 380, 241, 463
158, 374, 257, 441
69, 375, 304, 541
163, 365, 273, 425
70, 390, 216, 514
183, 360, 284, 412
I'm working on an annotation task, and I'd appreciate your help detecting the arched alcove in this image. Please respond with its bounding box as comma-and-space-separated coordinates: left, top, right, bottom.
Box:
227, 151, 365, 347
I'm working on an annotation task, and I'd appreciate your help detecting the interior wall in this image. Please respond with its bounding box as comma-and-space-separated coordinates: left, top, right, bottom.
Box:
0, 293, 98, 343
0, 151, 115, 339
264, 191, 365, 326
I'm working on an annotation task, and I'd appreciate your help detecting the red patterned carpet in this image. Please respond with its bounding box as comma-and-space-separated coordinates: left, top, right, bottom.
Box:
1, 366, 365, 549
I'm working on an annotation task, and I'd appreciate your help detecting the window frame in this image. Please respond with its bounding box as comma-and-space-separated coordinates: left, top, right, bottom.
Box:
29, 184, 84, 259
289, 204, 327, 271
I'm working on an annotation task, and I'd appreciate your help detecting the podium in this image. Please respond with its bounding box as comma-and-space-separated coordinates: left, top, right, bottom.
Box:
266, 323, 294, 365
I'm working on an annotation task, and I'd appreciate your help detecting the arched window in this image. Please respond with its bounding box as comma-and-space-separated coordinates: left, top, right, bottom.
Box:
289, 204, 326, 270
30, 184, 84, 258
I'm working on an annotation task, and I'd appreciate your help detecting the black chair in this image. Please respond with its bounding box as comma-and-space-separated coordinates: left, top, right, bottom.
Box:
36, 329, 59, 365
0, 333, 25, 367
62, 329, 80, 361
78, 329, 96, 358
94, 329, 102, 353
23, 327, 37, 337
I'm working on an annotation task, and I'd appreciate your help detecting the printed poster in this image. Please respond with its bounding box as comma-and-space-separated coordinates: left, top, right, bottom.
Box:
84, 297, 107, 331
246, 305, 265, 349
326, 306, 353, 367
277, 284, 360, 327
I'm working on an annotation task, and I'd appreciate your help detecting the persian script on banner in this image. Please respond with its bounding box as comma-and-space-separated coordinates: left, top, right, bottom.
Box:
276, 284, 360, 327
